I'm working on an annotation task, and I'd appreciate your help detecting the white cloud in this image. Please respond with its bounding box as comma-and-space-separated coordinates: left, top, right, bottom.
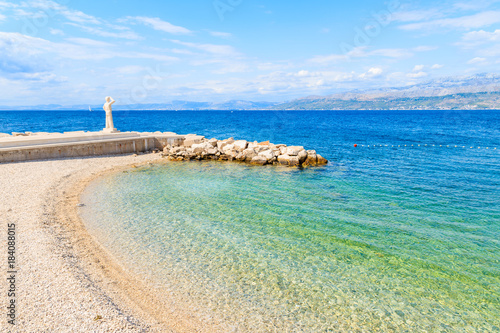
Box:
7, 1, 141, 40
250, 70, 356, 94
453, 0, 500, 11
413, 45, 438, 52
458, 29, 500, 56
29, 0, 101, 25
170, 69, 361, 100
297, 70, 310, 77
65, 37, 115, 48
391, 9, 443, 22
257, 62, 293, 71
170, 39, 240, 56
359, 67, 383, 79
115, 65, 148, 75
467, 57, 487, 64
0, 1, 19, 8
409, 64, 443, 72
482, 44, 500, 56
407, 71, 428, 78
0, 13, 5, 22
0, 32, 177, 64
49, 28, 64, 36
170, 48, 196, 55
126, 16, 192, 35
122, 52, 178, 62
399, 11, 500, 30
209, 31, 233, 38
369, 48, 413, 58
309, 47, 412, 65
462, 29, 500, 43
211, 63, 249, 74
66, 23, 142, 40
308, 53, 348, 64
13, 72, 66, 83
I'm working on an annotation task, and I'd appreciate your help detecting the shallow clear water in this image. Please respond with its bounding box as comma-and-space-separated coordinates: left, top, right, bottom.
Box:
81, 159, 499, 331
3, 110, 498, 331
78, 110, 499, 332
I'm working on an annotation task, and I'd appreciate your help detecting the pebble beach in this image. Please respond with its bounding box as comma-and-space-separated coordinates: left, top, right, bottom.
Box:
0, 153, 184, 332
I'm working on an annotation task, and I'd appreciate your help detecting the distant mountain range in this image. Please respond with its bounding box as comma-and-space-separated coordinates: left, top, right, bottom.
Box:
275, 73, 500, 110
1, 73, 499, 111
0, 100, 279, 111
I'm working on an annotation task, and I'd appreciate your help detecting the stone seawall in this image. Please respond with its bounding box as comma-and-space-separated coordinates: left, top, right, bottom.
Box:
0, 131, 328, 166
0, 132, 187, 163
162, 135, 328, 167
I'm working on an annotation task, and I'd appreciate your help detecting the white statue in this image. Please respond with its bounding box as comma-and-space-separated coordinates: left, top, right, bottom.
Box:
103, 96, 118, 133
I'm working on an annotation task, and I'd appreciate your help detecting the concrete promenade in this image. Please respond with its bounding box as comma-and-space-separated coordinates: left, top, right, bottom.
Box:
0, 131, 203, 163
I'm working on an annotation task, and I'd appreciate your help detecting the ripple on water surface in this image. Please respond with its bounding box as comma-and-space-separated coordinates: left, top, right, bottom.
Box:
80, 161, 500, 332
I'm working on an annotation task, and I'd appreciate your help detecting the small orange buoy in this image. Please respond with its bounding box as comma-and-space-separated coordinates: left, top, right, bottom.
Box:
354, 144, 358, 147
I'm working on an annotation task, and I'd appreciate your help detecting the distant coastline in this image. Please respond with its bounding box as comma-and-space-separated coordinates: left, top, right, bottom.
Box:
2, 73, 500, 111
1, 91, 499, 111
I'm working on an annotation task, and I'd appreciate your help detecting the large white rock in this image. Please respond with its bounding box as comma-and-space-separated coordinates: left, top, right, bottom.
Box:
285, 146, 304, 156
250, 156, 268, 165
208, 138, 218, 147
222, 143, 235, 152
183, 135, 204, 147
278, 154, 300, 166
172, 146, 185, 154
247, 141, 258, 149
258, 149, 276, 162
303, 153, 317, 166
236, 152, 246, 161
225, 149, 238, 159
217, 140, 228, 150
243, 148, 257, 161
192, 142, 212, 154
254, 145, 269, 153
297, 149, 308, 163
233, 140, 248, 151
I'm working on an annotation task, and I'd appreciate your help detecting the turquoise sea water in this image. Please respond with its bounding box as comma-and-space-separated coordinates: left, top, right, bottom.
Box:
3, 110, 495, 331
75, 110, 500, 332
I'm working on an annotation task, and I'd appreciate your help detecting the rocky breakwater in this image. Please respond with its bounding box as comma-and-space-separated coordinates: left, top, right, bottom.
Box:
162, 135, 328, 167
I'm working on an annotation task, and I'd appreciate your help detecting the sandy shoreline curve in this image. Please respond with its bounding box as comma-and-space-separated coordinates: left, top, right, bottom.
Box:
0, 153, 218, 332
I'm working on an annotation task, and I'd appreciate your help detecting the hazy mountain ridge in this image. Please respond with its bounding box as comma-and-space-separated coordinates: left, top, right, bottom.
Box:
275, 91, 500, 110
274, 73, 500, 110
303, 73, 500, 101
1, 74, 499, 110
0, 100, 279, 111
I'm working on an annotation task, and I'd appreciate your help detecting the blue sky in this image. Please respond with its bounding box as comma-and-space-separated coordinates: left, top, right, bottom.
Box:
0, 0, 499, 106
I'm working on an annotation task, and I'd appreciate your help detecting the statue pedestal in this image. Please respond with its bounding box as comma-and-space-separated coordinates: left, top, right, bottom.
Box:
102, 128, 119, 133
